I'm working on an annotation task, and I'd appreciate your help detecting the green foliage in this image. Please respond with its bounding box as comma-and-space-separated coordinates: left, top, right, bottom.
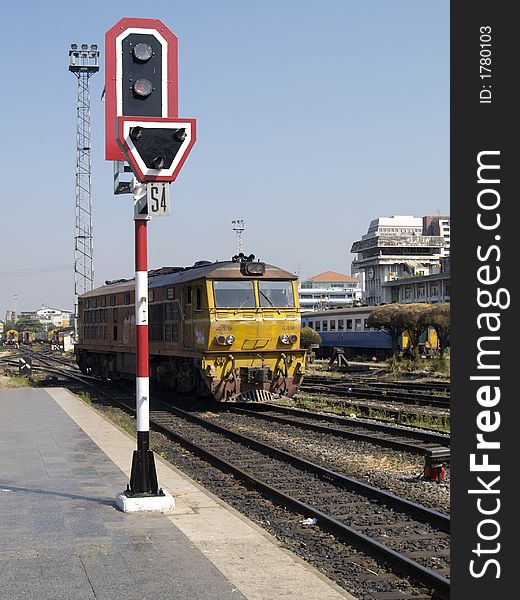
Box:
367, 304, 407, 356
401, 303, 430, 357
300, 326, 322, 349
78, 391, 92, 405
8, 375, 33, 388
369, 302, 451, 358
14, 318, 46, 333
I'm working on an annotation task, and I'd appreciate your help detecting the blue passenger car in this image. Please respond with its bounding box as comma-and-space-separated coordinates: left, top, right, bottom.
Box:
302, 306, 392, 358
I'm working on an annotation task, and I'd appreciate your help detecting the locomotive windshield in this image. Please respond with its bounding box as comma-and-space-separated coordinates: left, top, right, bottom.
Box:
258, 281, 295, 308
213, 281, 255, 308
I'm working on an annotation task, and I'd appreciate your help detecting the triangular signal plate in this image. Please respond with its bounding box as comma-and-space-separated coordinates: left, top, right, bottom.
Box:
117, 116, 196, 182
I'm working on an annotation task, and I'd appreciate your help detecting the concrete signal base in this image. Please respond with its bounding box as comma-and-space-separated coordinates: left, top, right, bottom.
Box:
115, 489, 175, 513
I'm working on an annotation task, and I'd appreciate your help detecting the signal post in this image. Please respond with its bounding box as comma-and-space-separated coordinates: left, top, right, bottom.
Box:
105, 17, 196, 512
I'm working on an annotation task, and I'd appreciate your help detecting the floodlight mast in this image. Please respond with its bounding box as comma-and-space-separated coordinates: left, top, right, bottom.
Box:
69, 43, 99, 341
232, 219, 245, 255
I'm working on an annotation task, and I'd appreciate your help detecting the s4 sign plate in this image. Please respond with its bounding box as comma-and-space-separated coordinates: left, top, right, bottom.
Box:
141, 182, 171, 217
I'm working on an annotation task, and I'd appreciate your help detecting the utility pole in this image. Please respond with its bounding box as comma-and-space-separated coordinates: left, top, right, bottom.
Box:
69, 43, 99, 341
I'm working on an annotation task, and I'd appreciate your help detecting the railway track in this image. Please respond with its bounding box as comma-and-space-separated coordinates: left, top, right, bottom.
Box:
222, 402, 450, 457
304, 375, 450, 393
4, 350, 450, 597
301, 378, 451, 408
142, 400, 450, 598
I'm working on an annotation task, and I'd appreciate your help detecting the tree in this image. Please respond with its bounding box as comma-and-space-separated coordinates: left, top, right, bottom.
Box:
367, 304, 407, 357
425, 303, 450, 357
14, 318, 46, 333
300, 327, 322, 349
401, 303, 431, 358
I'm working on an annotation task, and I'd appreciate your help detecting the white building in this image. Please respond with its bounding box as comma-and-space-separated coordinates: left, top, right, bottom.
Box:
423, 216, 450, 257
35, 307, 72, 327
299, 271, 361, 310
383, 256, 450, 304
351, 216, 445, 306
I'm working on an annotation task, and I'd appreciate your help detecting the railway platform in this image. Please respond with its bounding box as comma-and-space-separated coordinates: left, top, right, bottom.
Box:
0, 387, 353, 600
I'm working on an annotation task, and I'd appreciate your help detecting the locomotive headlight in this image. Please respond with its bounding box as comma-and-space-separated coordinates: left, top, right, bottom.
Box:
216, 334, 235, 346
289, 334, 298, 344
279, 334, 290, 344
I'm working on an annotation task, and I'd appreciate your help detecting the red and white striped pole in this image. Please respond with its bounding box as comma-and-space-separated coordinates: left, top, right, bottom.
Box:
128, 217, 160, 495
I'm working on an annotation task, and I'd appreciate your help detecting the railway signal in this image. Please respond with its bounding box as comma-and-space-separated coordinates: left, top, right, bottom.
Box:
106, 17, 195, 511
18, 356, 32, 378
105, 17, 178, 161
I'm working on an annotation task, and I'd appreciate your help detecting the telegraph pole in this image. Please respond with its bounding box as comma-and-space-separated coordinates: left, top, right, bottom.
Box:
69, 43, 99, 341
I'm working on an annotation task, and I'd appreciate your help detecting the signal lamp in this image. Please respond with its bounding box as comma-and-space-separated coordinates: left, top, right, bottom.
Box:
151, 156, 166, 170
174, 128, 187, 142
133, 78, 153, 97
289, 334, 297, 344
133, 43, 153, 62
129, 126, 143, 141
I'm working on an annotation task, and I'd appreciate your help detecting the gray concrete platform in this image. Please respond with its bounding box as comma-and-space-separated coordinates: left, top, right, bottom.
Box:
0, 387, 353, 600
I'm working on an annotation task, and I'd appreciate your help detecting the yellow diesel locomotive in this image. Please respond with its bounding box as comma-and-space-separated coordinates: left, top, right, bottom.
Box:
76, 255, 306, 401
4, 330, 19, 345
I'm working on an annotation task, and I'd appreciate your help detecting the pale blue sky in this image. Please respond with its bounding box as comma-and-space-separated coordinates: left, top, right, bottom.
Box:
0, 0, 449, 317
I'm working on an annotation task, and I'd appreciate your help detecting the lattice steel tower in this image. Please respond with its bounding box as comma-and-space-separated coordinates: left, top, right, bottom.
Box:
232, 219, 245, 255
69, 43, 99, 334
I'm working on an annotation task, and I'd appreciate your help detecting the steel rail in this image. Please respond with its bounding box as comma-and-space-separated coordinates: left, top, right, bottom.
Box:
304, 375, 450, 392
158, 403, 449, 530
301, 382, 451, 408
225, 402, 450, 455
144, 403, 450, 599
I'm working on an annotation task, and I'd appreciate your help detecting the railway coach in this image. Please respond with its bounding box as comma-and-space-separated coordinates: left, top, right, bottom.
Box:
19, 331, 35, 344
76, 255, 306, 401
302, 306, 392, 358
302, 306, 439, 358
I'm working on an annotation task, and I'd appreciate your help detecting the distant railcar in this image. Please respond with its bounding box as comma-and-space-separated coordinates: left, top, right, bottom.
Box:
302, 306, 439, 358
4, 330, 19, 345
35, 331, 51, 343
76, 256, 306, 401
19, 331, 35, 344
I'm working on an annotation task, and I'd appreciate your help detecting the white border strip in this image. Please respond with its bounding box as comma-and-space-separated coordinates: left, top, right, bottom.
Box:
116, 28, 168, 118
135, 271, 148, 325
123, 120, 193, 177
136, 376, 149, 431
